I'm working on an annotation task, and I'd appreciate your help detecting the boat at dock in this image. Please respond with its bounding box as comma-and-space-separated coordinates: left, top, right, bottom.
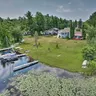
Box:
0, 47, 26, 63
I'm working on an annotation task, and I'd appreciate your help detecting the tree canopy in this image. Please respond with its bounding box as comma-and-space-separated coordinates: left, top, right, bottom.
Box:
0, 11, 86, 47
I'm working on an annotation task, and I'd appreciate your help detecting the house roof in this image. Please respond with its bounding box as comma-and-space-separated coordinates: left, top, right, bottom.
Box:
75, 32, 82, 36
53, 28, 59, 31
45, 30, 53, 33
58, 28, 70, 33
45, 28, 59, 33
64, 28, 70, 32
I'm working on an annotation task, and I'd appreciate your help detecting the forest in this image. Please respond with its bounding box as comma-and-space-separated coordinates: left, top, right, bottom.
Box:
0, 11, 83, 48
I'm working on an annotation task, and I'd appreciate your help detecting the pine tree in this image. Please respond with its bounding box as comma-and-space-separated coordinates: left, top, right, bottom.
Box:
70, 20, 74, 39
82, 24, 86, 40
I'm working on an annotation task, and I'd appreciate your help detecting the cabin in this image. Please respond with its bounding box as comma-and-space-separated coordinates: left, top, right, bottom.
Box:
57, 28, 70, 38
44, 28, 59, 35
24, 31, 31, 36
74, 28, 83, 40
74, 32, 83, 40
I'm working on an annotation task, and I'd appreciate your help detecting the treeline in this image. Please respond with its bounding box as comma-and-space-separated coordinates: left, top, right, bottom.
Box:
82, 12, 96, 72
86, 12, 96, 27
25, 11, 83, 35
84, 11, 96, 44
0, 11, 83, 47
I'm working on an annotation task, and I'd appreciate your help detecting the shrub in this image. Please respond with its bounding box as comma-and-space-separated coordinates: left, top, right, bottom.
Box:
56, 43, 59, 49
89, 60, 96, 73
66, 36, 70, 40
82, 46, 96, 60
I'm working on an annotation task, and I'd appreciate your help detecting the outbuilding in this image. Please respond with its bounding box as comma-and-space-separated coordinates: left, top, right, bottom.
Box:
82, 60, 88, 68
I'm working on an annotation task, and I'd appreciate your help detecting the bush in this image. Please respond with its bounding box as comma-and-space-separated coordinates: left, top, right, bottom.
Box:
66, 36, 70, 40
56, 43, 59, 49
89, 60, 96, 73
82, 46, 96, 60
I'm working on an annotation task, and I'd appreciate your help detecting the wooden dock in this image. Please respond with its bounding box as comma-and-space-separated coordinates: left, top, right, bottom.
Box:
17, 54, 26, 57
13, 61, 38, 72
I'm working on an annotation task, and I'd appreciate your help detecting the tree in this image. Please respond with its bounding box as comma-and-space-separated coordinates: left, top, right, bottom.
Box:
82, 24, 86, 40
85, 26, 96, 46
78, 19, 83, 28
35, 12, 45, 35
25, 11, 34, 36
70, 20, 74, 39
44, 14, 50, 30
0, 26, 11, 48
63, 19, 69, 28
58, 18, 64, 29
88, 12, 96, 27
18, 16, 27, 31
53, 16, 59, 28
0, 17, 3, 22
73, 20, 77, 28
34, 31, 38, 48
12, 27, 23, 43
49, 15, 54, 28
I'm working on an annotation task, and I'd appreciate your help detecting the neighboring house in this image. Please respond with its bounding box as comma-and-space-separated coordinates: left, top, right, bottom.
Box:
44, 28, 59, 35
44, 30, 53, 35
57, 28, 70, 38
74, 28, 83, 40
24, 31, 31, 36
53, 28, 59, 32
74, 32, 83, 40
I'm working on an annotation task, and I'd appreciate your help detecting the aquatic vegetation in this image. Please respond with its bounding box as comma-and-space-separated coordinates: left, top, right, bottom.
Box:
1, 71, 96, 96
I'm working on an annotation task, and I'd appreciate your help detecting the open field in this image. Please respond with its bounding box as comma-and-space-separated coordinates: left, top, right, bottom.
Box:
19, 36, 89, 72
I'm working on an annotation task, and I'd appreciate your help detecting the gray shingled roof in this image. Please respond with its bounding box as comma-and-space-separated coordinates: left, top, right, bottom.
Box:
58, 28, 70, 33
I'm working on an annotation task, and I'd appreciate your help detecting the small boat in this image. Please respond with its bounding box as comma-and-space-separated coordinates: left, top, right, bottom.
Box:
0, 47, 26, 63
0, 47, 16, 59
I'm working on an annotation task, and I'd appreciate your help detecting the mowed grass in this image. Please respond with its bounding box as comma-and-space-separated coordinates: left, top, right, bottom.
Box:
20, 36, 88, 72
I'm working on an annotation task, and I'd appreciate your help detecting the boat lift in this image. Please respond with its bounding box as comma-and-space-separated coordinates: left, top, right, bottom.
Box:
0, 47, 39, 71
0, 47, 26, 61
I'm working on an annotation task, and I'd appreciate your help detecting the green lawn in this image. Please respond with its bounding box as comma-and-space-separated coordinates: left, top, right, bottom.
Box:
19, 36, 89, 72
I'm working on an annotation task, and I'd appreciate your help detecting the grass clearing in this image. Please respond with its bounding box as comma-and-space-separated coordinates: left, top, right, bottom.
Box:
20, 36, 89, 72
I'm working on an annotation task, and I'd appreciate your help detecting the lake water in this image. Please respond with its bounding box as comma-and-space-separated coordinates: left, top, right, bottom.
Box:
0, 56, 83, 93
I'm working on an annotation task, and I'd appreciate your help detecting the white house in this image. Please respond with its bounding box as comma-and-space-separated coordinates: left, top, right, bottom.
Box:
57, 28, 70, 38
